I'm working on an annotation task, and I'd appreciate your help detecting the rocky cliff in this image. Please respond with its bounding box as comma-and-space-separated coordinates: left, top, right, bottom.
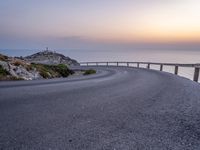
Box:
24, 50, 79, 66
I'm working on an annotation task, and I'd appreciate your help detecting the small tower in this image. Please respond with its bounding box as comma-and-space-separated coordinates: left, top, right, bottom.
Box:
46, 47, 48, 51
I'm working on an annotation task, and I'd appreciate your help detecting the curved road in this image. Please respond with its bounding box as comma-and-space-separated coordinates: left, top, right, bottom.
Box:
0, 66, 200, 150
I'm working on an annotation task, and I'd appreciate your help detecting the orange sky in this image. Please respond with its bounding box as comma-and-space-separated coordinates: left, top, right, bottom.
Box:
0, 0, 200, 48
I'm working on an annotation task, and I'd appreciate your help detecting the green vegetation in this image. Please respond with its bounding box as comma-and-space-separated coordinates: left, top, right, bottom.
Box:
0, 65, 10, 76
55, 64, 74, 77
84, 69, 96, 75
31, 63, 74, 79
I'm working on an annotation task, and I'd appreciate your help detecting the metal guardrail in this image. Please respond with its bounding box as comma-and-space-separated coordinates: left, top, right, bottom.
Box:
79, 62, 200, 82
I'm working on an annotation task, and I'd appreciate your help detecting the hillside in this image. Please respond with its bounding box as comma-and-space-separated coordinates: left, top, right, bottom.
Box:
0, 52, 75, 80
24, 50, 79, 66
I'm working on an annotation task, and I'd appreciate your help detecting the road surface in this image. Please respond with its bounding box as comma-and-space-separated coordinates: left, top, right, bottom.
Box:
0, 66, 200, 150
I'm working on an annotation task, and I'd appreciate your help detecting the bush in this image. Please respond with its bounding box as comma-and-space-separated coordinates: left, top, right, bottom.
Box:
55, 64, 74, 77
0, 65, 10, 76
84, 69, 96, 75
0, 54, 8, 61
25, 65, 34, 71
31, 63, 74, 78
39, 69, 50, 78
13, 60, 23, 66
30, 63, 50, 78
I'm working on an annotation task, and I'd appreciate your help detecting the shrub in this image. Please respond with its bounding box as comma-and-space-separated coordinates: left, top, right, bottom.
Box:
0, 54, 8, 61
30, 63, 50, 78
84, 69, 96, 75
25, 65, 33, 71
30, 63, 74, 78
39, 69, 51, 78
13, 61, 23, 66
0, 65, 10, 76
55, 64, 74, 77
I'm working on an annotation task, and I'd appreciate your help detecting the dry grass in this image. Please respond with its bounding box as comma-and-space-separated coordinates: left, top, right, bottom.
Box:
0, 54, 8, 61
11, 59, 26, 66
11, 59, 33, 71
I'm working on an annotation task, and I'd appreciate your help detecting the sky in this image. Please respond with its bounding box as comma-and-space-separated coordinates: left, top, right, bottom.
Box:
0, 0, 200, 61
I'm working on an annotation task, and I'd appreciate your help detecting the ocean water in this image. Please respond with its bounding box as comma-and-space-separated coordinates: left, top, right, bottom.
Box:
0, 49, 199, 82
68, 49, 199, 82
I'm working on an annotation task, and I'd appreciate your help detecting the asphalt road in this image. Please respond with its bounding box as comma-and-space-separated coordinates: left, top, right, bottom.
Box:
0, 66, 200, 150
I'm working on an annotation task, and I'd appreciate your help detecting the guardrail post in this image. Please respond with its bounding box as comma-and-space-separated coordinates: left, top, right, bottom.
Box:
87, 63, 89, 66
160, 64, 163, 71
127, 62, 129, 67
193, 67, 199, 82
96, 62, 98, 66
117, 62, 119, 66
147, 64, 150, 69
106, 62, 108, 66
174, 66, 178, 75
137, 63, 139, 68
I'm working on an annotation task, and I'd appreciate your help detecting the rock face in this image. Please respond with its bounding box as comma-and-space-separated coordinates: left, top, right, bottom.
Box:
0, 57, 42, 80
8, 63, 41, 80
24, 50, 79, 66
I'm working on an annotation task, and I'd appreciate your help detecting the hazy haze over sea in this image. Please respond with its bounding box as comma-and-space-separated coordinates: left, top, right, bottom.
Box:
0, 49, 199, 63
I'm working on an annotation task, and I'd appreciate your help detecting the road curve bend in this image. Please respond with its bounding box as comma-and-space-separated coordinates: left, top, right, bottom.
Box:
0, 66, 200, 150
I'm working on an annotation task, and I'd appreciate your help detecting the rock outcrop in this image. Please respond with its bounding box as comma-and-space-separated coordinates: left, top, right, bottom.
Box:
24, 50, 79, 66
0, 55, 42, 80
